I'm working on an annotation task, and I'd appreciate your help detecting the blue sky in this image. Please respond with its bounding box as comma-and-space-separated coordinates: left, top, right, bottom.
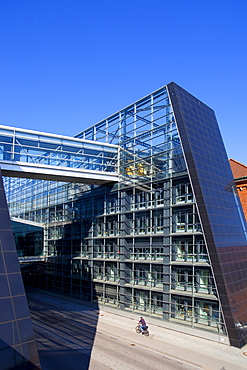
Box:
0, 0, 246, 163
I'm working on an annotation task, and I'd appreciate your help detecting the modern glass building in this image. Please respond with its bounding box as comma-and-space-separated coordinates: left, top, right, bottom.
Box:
2, 82, 247, 348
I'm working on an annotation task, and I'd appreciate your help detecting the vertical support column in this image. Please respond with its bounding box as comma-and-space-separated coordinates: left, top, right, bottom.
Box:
163, 237, 170, 321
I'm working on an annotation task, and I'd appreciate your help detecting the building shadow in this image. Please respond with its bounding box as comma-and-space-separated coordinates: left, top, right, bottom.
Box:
23, 267, 100, 370
25, 287, 99, 370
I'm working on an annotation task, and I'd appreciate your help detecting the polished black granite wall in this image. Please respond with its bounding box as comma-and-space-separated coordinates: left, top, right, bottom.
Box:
168, 82, 247, 347
0, 168, 40, 369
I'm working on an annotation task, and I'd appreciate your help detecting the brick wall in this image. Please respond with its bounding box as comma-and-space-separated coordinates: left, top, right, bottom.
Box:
229, 159, 247, 222
236, 183, 247, 222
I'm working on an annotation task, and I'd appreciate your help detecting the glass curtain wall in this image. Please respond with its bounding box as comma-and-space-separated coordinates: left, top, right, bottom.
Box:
4, 86, 226, 337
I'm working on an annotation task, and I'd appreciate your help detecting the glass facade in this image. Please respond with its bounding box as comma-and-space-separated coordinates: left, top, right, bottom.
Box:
2, 83, 247, 348
0, 125, 119, 184
11, 219, 44, 257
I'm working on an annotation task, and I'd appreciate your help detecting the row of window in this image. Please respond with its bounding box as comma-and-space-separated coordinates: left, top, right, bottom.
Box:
95, 287, 224, 333
92, 246, 164, 260
6, 179, 194, 219
47, 240, 208, 263
170, 297, 225, 334
172, 268, 215, 294
102, 183, 193, 213
27, 267, 222, 333
93, 210, 201, 237
71, 260, 215, 296
45, 216, 202, 241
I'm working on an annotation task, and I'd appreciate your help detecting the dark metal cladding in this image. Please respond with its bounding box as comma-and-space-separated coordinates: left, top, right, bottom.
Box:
0, 168, 40, 369
167, 82, 247, 347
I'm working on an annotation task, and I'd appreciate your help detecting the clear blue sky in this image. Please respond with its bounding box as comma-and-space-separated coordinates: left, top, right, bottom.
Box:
0, 0, 246, 163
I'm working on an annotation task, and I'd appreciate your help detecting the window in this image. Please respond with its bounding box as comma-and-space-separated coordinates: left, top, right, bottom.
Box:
105, 218, 118, 236
173, 238, 208, 262
105, 285, 118, 304
196, 269, 215, 294
151, 266, 163, 287
174, 211, 186, 232
172, 267, 215, 294
173, 210, 201, 233
155, 188, 164, 206
173, 182, 193, 204
133, 265, 148, 285
94, 241, 103, 258
151, 293, 163, 315
134, 290, 149, 311
152, 247, 163, 260
138, 192, 146, 209
135, 212, 151, 234
172, 297, 193, 321
106, 197, 118, 214
173, 268, 193, 291
93, 262, 103, 280
153, 210, 164, 233
105, 241, 117, 258
106, 263, 118, 281
197, 240, 208, 262
95, 218, 104, 236
173, 239, 193, 261
133, 247, 150, 260
48, 226, 63, 240
195, 301, 221, 328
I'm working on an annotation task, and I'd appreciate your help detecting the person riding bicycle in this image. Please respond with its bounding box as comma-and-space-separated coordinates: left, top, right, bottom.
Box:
138, 317, 146, 332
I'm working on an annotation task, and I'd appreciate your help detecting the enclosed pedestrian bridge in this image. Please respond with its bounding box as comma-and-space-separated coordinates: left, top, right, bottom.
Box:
0, 125, 119, 184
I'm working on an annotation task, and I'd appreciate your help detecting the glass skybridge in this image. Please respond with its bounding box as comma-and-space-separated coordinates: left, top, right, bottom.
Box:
0, 125, 119, 184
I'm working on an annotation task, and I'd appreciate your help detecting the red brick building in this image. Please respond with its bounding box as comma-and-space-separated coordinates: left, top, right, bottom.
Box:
229, 158, 247, 221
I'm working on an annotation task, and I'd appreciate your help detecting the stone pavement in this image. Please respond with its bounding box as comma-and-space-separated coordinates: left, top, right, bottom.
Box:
27, 291, 247, 370
96, 305, 247, 370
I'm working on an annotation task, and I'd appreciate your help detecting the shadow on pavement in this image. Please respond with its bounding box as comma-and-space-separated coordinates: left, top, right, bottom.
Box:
26, 288, 99, 370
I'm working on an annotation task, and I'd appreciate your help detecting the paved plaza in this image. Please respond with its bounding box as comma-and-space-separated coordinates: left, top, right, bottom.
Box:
27, 290, 247, 370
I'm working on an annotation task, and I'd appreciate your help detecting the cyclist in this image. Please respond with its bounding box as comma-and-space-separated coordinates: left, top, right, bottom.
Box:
138, 317, 146, 332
